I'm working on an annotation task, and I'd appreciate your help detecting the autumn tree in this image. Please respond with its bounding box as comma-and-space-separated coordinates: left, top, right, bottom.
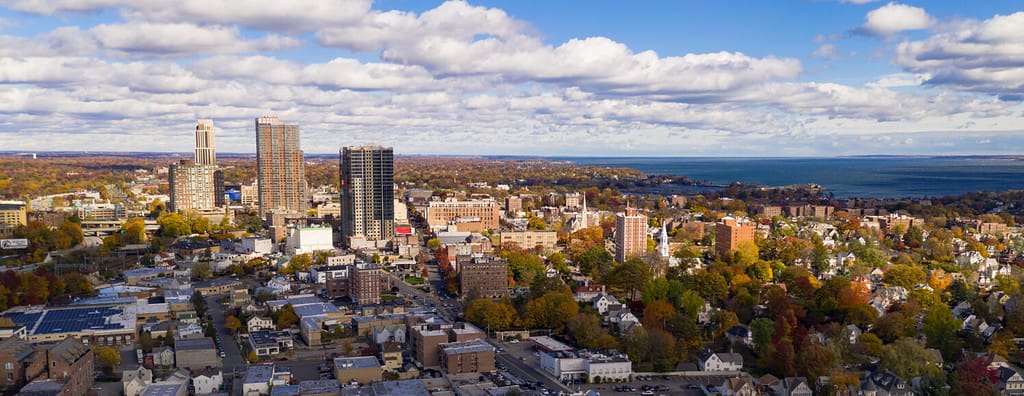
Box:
226, 315, 242, 334
883, 265, 926, 288
566, 313, 618, 350
192, 262, 212, 281
276, 304, 298, 328
642, 300, 675, 329
465, 299, 519, 331
950, 357, 999, 396
289, 254, 312, 273
521, 291, 578, 330
96, 347, 121, 375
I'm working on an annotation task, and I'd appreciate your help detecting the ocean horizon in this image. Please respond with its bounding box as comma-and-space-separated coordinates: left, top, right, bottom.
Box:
556, 156, 1024, 199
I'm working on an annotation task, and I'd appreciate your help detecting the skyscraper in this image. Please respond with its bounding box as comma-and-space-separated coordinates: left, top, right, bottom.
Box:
194, 119, 216, 166
614, 206, 648, 262
340, 145, 394, 246
256, 116, 306, 215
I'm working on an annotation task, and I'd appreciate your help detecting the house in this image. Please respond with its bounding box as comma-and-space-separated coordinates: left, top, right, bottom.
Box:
0, 337, 33, 393
247, 316, 275, 333
995, 366, 1024, 396
191, 369, 224, 395
862, 369, 913, 396
722, 376, 757, 396
380, 341, 403, 372
574, 284, 605, 302
138, 370, 189, 396
122, 366, 153, 396
592, 293, 619, 315
777, 377, 813, 396
726, 325, 753, 347
23, 338, 94, 396
845, 324, 862, 344
153, 346, 175, 367
612, 311, 641, 332
370, 324, 406, 345
697, 350, 743, 371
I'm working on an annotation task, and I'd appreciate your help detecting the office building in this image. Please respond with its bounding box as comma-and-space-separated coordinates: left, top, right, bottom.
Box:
256, 116, 306, 216
715, 217, 756, 259
194, 119, 216, 166
340, 146, 394, 247
614, 207, 648, 263
168, 160, 217, 213
458, 255, 508, 299
439, 338, 495, 375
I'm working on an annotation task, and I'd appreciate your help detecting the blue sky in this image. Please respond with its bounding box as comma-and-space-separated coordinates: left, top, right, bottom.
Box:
0, 0, 1021, 156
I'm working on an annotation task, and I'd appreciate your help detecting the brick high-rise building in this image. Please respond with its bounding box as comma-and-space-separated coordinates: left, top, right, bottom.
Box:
350, 263, 383, 305
458, 255, 508, 299
256, 116, 306, 216
614, 207, 648, 263
714, 217, 756, 259
168, 159, 217, 212
340, 146, 394, 247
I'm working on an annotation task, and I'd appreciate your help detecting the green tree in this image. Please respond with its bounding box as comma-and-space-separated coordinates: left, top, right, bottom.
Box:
880, 337, 941, 379
157, 211, 190, 237
192, 262, 212, 280
527, 216, 547, 230
923, 303, 962, 362
884, 265, 927, 288
750, 318, 774, 354
548, 252, 568, 274
606, 258, 650, 301
139, 331, 153, 353
576, 246, 613, 280
96, 347, 121, 374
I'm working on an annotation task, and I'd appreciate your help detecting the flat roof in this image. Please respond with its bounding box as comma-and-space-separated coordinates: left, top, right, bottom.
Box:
441, 338, 494, 355
175, 337, 215, 351
244, 365, 275, 383
529, 336, 574, 353
140, 383, 186, 396
370, 379, 431, 396
3, 305, 136, 336
124, 268, 171, 278
334, 356, 380, 370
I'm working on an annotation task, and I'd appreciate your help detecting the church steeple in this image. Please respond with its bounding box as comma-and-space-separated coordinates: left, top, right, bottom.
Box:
658, 222, 670, 257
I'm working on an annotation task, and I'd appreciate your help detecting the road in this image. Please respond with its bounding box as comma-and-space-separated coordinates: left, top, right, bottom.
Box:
497, 341, 571, 394
207, 295, 245, 372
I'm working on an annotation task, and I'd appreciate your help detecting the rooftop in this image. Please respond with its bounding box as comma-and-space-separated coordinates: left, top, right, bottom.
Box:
441, 338, 494, 355
529, 336, 574, 352
3, 305, 136, 336
334, 356, 381, 370
369, 379, 431, 396
175, 337, 215, 351
140, 382, 186, 396
244, 365, 275, 384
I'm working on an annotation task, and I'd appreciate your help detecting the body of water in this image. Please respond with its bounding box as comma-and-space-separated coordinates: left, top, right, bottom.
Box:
560, 156, 1024, 199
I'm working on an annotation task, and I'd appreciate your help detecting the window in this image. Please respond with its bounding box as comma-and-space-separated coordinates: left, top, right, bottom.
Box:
6, 373, 10, 381
4, 363, 10, 370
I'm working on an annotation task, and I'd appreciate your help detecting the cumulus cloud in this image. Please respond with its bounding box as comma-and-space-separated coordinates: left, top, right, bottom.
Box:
858, 2, 933, 36
895, 12, 1024, 96
7, 0, 373, 32
90, 22, 300, 58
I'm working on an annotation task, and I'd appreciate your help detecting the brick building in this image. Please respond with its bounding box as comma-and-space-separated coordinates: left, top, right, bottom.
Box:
23, 338, 93, 396
715, 217, 756, 259
458, 255, 508, 299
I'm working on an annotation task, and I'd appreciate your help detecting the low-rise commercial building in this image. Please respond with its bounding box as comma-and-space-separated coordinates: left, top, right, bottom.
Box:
333, 356, 382, 385
175, 338, 220, 371
439, 338, 495, 375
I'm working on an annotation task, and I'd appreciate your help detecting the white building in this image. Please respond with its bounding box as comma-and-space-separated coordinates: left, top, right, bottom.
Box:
698, 351, 743, 371
585, 352, 632, 382
286, 226, 334, 255
242, 365, 274, 396
247, 316, 274, 333
191, 370, 223, 395
240, 238, 273, 254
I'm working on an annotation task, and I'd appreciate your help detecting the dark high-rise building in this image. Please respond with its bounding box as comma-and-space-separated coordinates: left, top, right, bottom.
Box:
340, 146, 394, 247
214, 170, 225, 207
168, 159, 216, 212
256, 116, 306, 216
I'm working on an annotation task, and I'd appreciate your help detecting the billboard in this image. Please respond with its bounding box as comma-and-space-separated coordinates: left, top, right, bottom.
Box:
0, 239, 29, 250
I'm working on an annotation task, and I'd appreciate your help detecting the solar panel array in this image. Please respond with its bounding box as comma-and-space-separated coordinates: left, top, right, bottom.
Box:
34, 307, 124, 334
3, 312, 41, 328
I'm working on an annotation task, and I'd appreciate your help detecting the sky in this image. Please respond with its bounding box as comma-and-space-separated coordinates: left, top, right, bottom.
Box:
0, 1, 1022, 156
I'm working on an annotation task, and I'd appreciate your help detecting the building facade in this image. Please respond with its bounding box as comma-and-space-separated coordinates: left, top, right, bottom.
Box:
714, 217, 756, 259
497, 230, 558, 251
194, 119, 216, 166
23, 338, 94, 396
256, 116, 306, 215
439, 339, 495, 375
0, 201, 27, 228
168, 160, 217, 213
340, 146, 395, 246
614, 207, 648, 263
458, 256, 508, 299
350, 263, 383, 305
426, 198, 500, 231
